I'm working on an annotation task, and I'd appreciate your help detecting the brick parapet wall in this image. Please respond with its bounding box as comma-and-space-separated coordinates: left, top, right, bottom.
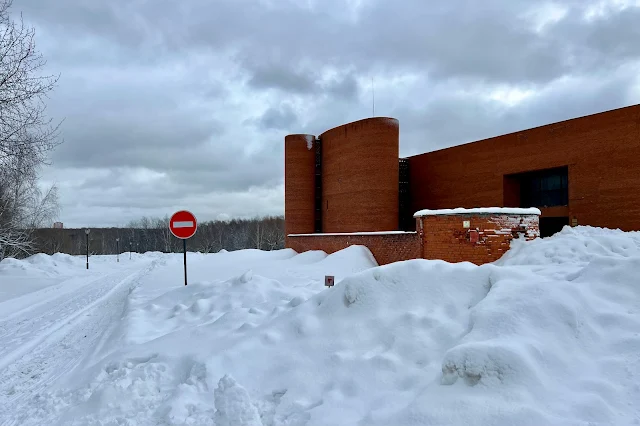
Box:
418, 213, 540, 265
286, 232, 421, 265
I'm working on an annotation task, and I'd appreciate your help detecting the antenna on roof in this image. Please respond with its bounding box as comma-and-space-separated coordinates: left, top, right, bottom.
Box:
371, 76, 375, 117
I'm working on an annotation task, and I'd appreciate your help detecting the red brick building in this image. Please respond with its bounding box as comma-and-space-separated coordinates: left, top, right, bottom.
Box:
285, 104, 640, 264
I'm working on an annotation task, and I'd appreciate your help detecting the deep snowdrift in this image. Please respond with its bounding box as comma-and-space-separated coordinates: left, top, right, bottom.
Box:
0, 252, 80, 279
498, 225, 640, 266
3, 227, 640, 425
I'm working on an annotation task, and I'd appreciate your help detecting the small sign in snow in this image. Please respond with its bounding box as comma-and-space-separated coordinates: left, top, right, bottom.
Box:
325, 276, 335, 287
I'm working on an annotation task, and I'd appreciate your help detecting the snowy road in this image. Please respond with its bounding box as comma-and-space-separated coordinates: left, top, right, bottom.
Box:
0, 259, 156, 425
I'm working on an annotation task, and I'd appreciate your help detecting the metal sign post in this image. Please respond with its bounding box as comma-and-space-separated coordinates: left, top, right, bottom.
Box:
183, 239, 187, 286
85, 228, 90, 269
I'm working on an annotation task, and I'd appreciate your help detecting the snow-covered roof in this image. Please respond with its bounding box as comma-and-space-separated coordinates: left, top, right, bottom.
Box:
288, 231, 416, 237
413, 207, 542, 217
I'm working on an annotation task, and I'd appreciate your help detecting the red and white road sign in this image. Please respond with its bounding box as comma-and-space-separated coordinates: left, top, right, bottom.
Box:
169, 210, 198, 239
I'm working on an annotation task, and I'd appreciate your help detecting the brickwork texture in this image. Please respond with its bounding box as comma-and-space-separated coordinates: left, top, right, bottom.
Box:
417, 213, 540, 265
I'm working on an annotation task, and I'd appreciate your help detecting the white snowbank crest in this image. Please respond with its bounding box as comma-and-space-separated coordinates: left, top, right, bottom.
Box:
414, 207, 541, 217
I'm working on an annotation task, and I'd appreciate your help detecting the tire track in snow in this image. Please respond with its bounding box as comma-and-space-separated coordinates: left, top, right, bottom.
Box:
0, 273, 116, 322
0, 260, 159, 425
0, 269, 140, 370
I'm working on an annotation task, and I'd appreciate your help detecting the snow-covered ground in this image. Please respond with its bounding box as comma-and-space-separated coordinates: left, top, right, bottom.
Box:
0, 226, 639, 425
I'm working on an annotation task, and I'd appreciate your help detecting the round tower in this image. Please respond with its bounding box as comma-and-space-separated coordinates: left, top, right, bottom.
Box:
320, 117, 399, 233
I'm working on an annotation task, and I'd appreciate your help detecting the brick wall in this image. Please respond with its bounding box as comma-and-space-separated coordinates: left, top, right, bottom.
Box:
417, 213, 540, 265
408, 103, 640, 231
286, 232, 421, 265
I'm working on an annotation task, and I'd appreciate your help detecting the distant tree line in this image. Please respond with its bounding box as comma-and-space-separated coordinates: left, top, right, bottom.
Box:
29, 215, 285, 257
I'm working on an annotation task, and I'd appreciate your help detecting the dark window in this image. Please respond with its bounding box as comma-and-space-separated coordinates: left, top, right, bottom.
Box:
398, 158, 412, 231
519, 167, 568, 208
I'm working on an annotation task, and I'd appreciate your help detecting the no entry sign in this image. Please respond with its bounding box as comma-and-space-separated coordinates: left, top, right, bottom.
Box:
169, 210, 197, 286
169, 210, 197, 239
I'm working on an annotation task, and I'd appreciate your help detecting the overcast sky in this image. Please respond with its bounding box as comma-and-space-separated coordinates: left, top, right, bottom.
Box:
15, 0, 640, 227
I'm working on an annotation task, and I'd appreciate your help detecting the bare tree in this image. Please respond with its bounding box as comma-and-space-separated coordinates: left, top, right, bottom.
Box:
15, 174, 59, 229
0, 0, 62, 260
263, 216, 285, 250
0, 1, 61, 172
154, 215, 172, 252
250, 219, 263, 249
0, 224, 32, 258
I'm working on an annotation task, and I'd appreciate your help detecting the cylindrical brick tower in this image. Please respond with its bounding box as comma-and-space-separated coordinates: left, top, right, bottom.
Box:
321, 117, 399, 233
284, 134, 317, 238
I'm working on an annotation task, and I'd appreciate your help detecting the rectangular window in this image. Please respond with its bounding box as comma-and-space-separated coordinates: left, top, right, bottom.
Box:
518, 166, 569, 208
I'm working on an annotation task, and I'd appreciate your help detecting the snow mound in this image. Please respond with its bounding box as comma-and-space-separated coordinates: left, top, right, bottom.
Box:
126, 269, 300, 345
82, 258, 495, 425
284, 250, 327, 265
285, 245, 377, 286
0, 253, 82, 277
368, 260, 640, 425
140, 248, 639, 424
498, 225, 640, 266
25, 253, 75, 270
214, 375, 263, 426
50, 253, 79, 264
315, 244, 377, 271
39, 354, 215, 425
0, 257, 38, 273
24, 253, 57, 265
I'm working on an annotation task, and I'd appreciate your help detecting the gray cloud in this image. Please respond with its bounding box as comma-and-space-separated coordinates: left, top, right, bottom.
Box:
323, 71, 360, 100
394, 64, 638, 157
256, 103, 300, 130
13, 0, 640, 227
246, 62, 317, 94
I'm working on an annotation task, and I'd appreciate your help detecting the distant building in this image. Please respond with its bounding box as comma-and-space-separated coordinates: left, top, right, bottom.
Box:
52, 222, 63, 229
